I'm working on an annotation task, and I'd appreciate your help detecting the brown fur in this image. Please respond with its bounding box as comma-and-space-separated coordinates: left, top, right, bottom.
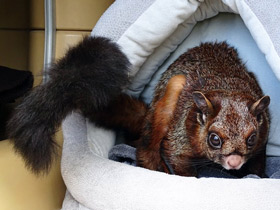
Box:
8, 37, 270, 177
136, 42, 270, 177
89, 94, 147, 144
7, 37, 132, 174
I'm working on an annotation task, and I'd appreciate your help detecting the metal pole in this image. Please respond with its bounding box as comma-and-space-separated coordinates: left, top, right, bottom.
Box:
43, 0, 56, 83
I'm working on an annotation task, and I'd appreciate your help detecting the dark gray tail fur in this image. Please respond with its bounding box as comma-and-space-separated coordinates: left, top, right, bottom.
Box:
7, 36, 130, 174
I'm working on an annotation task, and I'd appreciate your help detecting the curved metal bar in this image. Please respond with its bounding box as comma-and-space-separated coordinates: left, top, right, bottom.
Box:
43, 0, 56, 83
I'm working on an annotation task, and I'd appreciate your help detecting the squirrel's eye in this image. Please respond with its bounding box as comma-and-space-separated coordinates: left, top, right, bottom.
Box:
208, 133, 222, 149
247, 133, 257, 149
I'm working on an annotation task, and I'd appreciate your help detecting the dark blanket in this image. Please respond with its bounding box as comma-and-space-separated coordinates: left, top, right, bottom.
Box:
0, 66, 34, 140
0, 65, 33, 103
109, 144, 280, 179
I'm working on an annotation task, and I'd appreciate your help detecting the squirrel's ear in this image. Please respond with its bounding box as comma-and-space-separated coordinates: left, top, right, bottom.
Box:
192, 91, 213, 115
250, 95, 270, 116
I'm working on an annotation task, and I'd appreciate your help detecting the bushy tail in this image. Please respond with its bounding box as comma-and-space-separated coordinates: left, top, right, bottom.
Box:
7, 37, 131, 174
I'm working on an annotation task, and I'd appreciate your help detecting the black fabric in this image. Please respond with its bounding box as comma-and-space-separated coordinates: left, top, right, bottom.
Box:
0, 66, 33, 140
0, 65, 34, 103
0, 103, 14, 140
109, 144, 280, 179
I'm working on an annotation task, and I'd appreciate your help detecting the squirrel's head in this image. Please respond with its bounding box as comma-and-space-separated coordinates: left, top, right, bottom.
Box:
191, 91, 270, 170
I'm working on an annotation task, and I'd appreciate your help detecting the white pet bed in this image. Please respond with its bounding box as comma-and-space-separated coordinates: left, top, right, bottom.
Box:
61, 0, 280, 209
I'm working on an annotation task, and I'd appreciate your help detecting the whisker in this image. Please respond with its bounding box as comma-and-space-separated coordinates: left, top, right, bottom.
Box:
249, 147, 266, 157
188, 159, 214, 168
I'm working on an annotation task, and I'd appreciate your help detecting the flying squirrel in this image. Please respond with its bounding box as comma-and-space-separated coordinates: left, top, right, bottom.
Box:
7, 37, 270, 177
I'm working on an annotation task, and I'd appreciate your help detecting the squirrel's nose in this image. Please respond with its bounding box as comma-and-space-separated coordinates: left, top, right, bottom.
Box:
225, 155, 243, 169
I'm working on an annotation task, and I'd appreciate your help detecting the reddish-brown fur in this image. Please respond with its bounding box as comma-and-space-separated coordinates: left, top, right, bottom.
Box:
8, 37, 270, 177
136, 42, 270, 177
89, 94, 148, 144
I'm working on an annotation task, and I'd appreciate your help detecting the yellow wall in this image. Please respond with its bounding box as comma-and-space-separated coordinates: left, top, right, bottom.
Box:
0, 132, 65, 210
0, 0, 114, 209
